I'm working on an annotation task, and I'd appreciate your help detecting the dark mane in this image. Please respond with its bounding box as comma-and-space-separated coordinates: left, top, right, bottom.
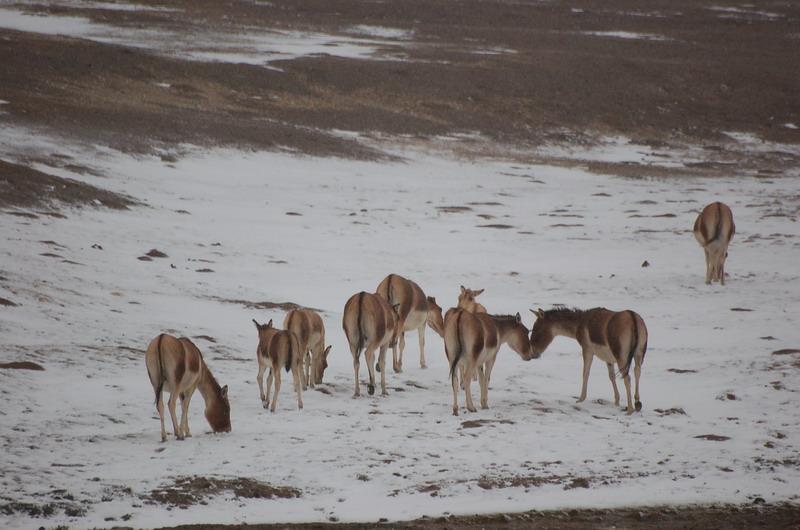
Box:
544, 306, 585, 317
491, 313, 519, 321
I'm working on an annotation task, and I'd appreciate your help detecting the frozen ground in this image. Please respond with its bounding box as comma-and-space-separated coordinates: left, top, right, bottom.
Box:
1, 127, 799, 528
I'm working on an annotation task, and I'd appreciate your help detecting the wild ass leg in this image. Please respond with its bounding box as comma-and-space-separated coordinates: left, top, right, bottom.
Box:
302, 351, 310, 390
378, 345, 389, 396
269, 365, 281, 413
481, 356, 498, 409
167, 392, 184, 440
622, 371, 634, 415
257, 363, 268, 409
292, 363, 304, 409
418, 325, 427, 369
634, 359, 643, 411
351, 344, 361, 397
577, 350, 594, 404
606, 362, 621, 406
393, 332, 405, 373
477, 364, 488, 410
703, 247, 713, 284
266, 368, 274, 410
463, 362, 478, 413
365, 346, 378, 396
156, 391, 167, 442
179, 391, 194, 438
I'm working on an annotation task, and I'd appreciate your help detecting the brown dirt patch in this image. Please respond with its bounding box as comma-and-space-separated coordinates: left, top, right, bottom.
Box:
144, 476, 300, 510
0, 361, 45, 370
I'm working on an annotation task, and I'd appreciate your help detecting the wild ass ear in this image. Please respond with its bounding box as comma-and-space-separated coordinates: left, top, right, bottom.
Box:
530, 308, 543, 319
392, 303, 401, 313
267, 319, 273, 329
323, 345, 332, 358
221, 385, 229, 399
460, 285, 467, 294
515, 312, 522, 323
474, 288, 484, 296
253, 319, 261, 330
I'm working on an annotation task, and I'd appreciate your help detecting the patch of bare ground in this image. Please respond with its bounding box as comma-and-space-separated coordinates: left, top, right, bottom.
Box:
144, 476, 300, 510
152, 504, 800, 529
211, 297, 323, 313
0, 159, 139, 213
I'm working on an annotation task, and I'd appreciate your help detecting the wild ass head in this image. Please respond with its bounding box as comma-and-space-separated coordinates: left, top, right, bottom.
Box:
426, 296, 444, 337
505, 312, 534, 361
528, 309, 554, 359
205, 383, 231, 433
313, 345, 332, 385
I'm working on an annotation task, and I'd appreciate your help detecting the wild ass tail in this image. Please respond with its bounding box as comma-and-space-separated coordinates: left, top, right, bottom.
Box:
153, 333, 166, 408
448, 312, 464, 381
285, 333, 293, 373
622, 311, 639, 376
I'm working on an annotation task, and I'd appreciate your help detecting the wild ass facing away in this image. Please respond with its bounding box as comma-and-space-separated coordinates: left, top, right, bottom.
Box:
283, 309, 331, 388
693, 201, 735, 285
342, 291, 401, 397
253, 319, 304, 412
457, 285, 487, 313
375, 274, 444, 372
444, 309, 533, 415
145, 334, 231, 442
529, 307, 648, 415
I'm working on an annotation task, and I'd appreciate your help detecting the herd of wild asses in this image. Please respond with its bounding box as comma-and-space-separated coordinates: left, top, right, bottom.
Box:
145, 202, 735, 441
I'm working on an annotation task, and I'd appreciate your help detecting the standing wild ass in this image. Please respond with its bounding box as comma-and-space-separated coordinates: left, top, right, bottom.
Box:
457, 285, 487, 313
693, 201, 735, 285
283, 309, 331, 388
145, 334, 231, 442
529, 307, 648, 414
253, 319, 304, 412
342, 291, 401, 397
375, 274, 444, 372
444, 308, 533, 415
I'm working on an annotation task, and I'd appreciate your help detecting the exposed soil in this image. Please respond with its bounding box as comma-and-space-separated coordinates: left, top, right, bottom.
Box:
2, 0, 799, 527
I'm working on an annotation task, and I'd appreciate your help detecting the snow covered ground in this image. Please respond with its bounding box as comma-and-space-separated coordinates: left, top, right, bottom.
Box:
1, 127, 799, 528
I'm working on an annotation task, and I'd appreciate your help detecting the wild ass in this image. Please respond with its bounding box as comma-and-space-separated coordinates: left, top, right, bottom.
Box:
529, 307, 648, 415
375, 274, 444, 372
444, 309, 533, 415
342, 291, 401, 397
457, 285, 487, 313
253, 319, 304, 412
283, 309, 331, 388
145, 334, 231, 442
693, 201, 735, 285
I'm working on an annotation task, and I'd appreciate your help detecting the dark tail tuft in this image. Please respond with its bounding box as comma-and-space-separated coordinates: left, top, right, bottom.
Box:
356, 292, 366, 357
285, 334, 293, 373
623, 311, 638, 375
154, 334, 165, 408
448, 312, 464, 381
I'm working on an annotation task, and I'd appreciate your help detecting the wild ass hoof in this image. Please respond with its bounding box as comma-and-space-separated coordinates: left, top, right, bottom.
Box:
467, 406, 477, 413
367, 383, 375, 396
262, 400, 269, 410
298, 402, 304, 410
635, 400, 643, 412
452, 409, 459, 416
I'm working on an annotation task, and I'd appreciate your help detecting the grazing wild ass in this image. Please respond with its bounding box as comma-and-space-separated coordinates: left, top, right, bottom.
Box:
145, 334, 231, 442
457, 285, 487, 313
283, 309, 331, 388
693, 201, 735, 285
253, 319, 304, 412
529, 307, 648, 415
444, 309, 533, 415
375, 274, 444, 372
342, 291, 401, 397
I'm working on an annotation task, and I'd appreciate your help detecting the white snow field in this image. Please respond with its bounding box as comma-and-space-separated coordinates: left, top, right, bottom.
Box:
1, 127, 799, 528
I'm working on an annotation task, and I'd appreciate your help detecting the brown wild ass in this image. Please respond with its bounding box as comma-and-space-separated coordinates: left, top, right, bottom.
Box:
457, 285, 487, 313
529, 307, 648, 415
253, 319, 304, 412
693, 201, 735, 285
376, 274, 444, 372
145, 334, 231, 442
444, 309, 533, 415
283, 309, 331, 388
342, 291, 401, 397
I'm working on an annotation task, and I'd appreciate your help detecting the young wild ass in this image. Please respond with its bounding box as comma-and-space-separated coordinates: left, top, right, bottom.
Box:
253, 319, 304, 412
457, 285, 487, 313
283, 309, 331, 388
444, 308, 533, 415
145, 334, 231, 442
342, 291, 401, 397
375, 274, 444, 372
693, 201, 735, 285
529, 307, 648, 415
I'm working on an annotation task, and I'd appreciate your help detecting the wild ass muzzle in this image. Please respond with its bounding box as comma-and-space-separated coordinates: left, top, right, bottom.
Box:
693, 201, 735, 285
457, 285, 487, 313
253, 319, 304, 412
376, 274, 444, 372
145, 334, 231, 442
444, 308, 532, 415
529, 307, 648, 415
342, 291, 401, 397
284, 309, 331, 388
